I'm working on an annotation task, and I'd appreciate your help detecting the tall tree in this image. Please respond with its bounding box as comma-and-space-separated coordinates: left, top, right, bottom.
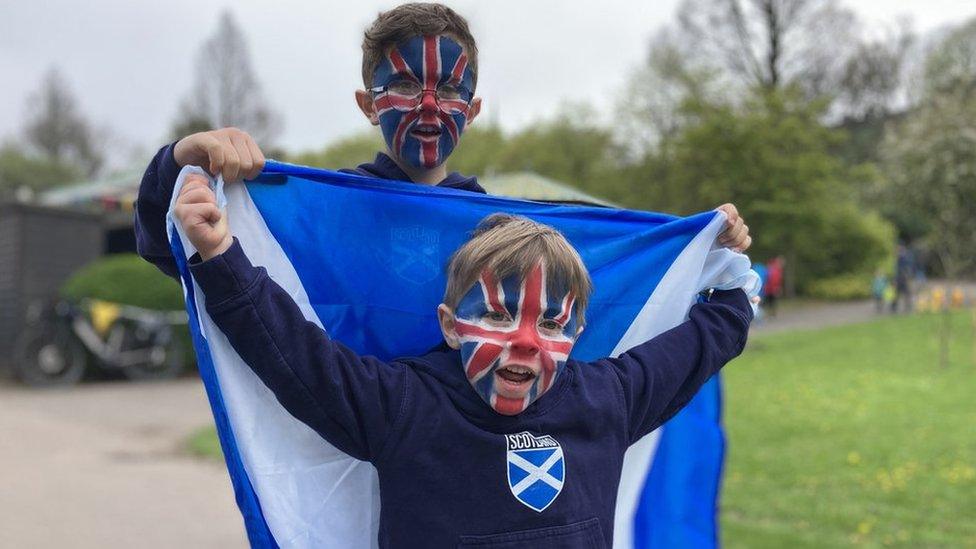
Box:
0, 142, 81, 199
617, 29, 719, 155
649, 90, 892, 293
921, 18, 976, 101
837, 25, 914, 120
881, 18, 976, 279
23, 68, 103, 176
677, 0, 858, 98
174, 10, 281, 145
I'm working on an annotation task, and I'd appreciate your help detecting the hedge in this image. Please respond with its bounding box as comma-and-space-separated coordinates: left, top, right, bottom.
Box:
61, 254, 184, 310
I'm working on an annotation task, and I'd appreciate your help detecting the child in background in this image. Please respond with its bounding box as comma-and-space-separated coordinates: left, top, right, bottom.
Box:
872, 270, 888, 313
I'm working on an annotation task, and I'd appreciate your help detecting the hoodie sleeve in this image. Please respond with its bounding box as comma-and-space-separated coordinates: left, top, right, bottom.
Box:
188, 238, 408, 462
592, 289, 752, 443
134, 143, 183, 279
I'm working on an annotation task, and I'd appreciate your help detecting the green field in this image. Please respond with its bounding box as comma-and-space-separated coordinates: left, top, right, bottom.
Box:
186, 311, 976, 547
722, 311, 976, 548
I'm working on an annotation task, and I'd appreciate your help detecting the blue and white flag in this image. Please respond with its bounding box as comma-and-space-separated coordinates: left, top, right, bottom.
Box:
167, 161, 758, 549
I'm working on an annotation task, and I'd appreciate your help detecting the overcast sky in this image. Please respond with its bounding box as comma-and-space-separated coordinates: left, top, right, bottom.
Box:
1, 0, 974, 161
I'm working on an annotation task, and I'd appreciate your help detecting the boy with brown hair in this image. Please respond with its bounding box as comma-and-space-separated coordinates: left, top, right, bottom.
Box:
175, 170, 753, 546
135, 3, 752, 278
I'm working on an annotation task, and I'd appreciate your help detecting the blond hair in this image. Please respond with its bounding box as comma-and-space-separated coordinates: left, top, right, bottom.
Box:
444, 214, 593, 325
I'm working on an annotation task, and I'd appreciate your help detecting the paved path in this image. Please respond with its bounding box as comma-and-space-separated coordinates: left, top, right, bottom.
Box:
752, 299, 878, 334
0, 379, 247, 549
753, 281, 976, 335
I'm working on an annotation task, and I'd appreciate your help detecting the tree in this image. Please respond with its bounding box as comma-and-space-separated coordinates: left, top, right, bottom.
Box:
881, 18, 976, 280
174, 10, 281, 145
169, 115, 214, 142
646, 89, 892, 293
23, 68, 103, 176
449, 124, 508, 177
836, 25, 914, 121
922, 18, 976, 100
616, 29, 720, 156
487, 104, 630, 202
676, 0, 858, 98
0, 142, 82, 199
880, 19, 976, 367
288, 132, 384, 169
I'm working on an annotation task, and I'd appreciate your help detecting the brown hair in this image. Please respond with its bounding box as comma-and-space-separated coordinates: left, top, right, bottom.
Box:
361, 3, 479, 89
444, 214, 593, 325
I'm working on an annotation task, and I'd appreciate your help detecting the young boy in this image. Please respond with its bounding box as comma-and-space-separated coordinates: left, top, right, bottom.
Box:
174, 172, 753, 547
135, 3, 752, 280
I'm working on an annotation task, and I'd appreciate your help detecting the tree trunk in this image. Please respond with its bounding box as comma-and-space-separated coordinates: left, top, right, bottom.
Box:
763, 0, 781, 89
939, 304, 951, 369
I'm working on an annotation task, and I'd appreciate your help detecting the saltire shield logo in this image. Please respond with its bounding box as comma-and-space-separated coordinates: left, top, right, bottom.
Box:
505, 432, 565, 512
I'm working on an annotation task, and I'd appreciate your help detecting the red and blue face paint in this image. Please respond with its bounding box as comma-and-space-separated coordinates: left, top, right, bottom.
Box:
371, 35, 474, 169
453, 262, 579, 416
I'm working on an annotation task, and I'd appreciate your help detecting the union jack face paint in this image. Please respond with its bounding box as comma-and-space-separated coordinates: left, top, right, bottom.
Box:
371, 35, 474, 169
453, 262, 579, 416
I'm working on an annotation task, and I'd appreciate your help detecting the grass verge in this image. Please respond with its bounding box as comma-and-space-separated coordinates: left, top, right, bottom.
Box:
187, 425, 222, 460
722, 310, 976, 548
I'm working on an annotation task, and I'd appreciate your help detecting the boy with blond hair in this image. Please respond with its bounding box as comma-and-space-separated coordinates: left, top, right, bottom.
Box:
175, 171, 753, 546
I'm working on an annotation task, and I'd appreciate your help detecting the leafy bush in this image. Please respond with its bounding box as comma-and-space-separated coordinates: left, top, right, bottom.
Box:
804, 272, 873, 300
792, 206, 895, 295
61, 254, 184, 310
61, 254, 196, 371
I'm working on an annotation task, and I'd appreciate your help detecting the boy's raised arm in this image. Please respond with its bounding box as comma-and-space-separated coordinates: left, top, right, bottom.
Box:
188, 239, 408, 462
134, 129, 264, 279
172, 172, 402, 462
134, 143, 184, 278
593, 290, 752, 444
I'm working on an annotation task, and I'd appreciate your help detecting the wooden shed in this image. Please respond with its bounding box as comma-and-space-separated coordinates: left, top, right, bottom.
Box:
0, 202, 105, 376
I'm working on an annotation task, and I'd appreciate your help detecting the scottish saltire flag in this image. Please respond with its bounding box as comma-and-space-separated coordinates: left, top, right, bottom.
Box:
166, 161, 758, 549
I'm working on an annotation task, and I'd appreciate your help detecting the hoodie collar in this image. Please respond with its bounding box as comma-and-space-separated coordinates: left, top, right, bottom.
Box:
341, 152, 486, 194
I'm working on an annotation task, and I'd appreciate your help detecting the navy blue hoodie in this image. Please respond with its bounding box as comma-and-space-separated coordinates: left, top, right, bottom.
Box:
134, 145, 485, 279
189, 239, 752, 548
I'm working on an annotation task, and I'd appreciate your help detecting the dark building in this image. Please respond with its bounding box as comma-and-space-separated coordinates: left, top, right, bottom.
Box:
0, 202, 108, 375
1, 170, 141, 376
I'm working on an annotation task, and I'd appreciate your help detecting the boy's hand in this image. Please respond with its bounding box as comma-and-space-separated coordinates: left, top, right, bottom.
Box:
173, 128, 265, 183
174, 174, 233, 261
716, 203, 751, 252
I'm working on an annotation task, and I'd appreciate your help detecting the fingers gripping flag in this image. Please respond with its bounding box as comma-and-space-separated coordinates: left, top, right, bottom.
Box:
166, 162, 759, 549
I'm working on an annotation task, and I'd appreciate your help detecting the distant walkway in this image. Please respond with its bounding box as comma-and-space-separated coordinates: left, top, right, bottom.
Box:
753, 280, 976, 335
753, 299, 877, 334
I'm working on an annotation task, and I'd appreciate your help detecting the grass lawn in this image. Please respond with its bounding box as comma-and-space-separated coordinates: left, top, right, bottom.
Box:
722, 310, 976, 548
185, 310, 976, 546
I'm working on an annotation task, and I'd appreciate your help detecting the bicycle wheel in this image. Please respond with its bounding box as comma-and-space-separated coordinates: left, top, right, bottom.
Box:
14, 323, 88, 387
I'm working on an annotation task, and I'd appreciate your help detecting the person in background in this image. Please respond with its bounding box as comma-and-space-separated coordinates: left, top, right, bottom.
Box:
892, 244, 916, 313
765, 256, 785, 317
871, 269, 888, 314
752, 261, 768, 322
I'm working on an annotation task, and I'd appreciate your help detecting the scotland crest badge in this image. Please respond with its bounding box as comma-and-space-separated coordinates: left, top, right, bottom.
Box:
505, 432, 565, 512
389, 225, 440, 284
